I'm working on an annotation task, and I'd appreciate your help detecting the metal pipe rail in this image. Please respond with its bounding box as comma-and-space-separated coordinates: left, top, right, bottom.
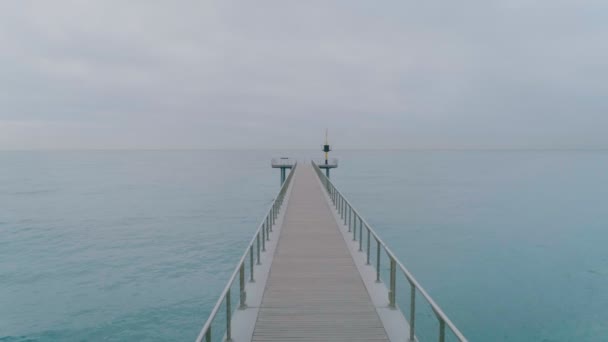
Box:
312, 161, 467, 342
270, 157, 296, 168
314, 158, 339, 165
195, 162, 297, 342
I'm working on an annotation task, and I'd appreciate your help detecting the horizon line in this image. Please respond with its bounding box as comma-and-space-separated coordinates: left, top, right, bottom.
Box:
1, 147, 608, 152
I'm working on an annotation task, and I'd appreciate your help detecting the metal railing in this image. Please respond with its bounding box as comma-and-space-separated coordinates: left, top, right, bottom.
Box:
271, 157, 296, 168
195, 162, 297, 342
312, 161, 467, 342
314, 158, 338, 167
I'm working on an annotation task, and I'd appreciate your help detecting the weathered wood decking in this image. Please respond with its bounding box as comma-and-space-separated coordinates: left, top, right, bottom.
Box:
252, 164, 389, 341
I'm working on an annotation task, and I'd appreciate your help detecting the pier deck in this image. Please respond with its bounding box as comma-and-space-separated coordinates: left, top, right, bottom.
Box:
196, 160, 467, 342
252, 164, 389, 341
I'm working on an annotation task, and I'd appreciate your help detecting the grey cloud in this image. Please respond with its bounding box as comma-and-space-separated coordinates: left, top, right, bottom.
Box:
0, 0, 607, 149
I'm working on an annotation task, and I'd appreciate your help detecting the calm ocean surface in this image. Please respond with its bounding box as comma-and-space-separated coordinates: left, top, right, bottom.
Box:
1, 150, 607, 341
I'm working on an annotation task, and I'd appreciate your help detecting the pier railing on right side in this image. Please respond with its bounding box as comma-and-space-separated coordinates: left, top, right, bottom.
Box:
312, 161, 467, 342
313, 158, 339, 166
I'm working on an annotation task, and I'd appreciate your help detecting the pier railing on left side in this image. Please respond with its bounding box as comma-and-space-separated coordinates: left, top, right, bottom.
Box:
195, 162, 297, 342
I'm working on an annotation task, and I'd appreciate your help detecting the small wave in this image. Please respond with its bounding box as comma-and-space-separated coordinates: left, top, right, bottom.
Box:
12, 189, 57, 196
0, 336, 38, 342
587, 269, 605, 276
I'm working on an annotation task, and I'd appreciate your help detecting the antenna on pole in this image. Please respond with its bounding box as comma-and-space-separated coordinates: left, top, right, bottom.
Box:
319, 129, 337, 177
323, 129, 331, 165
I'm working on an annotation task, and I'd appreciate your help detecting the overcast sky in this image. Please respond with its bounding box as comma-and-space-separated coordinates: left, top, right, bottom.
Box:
0, 1, 606, 150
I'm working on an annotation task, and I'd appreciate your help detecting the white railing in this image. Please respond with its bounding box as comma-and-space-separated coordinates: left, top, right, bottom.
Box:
314, 158, 338, 167
195, 163, 297, 342
271, 157, 296, 168
312, 161, 467, 342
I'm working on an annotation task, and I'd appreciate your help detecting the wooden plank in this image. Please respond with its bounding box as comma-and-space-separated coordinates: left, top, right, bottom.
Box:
252, 164, 389, 341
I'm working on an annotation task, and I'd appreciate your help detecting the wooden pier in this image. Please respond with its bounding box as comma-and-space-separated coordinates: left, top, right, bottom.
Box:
252, 164, 388, 341
196, 162, 466, 342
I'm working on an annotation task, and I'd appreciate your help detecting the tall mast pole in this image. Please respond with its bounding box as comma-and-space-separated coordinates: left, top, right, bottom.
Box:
324, 129, 329, 165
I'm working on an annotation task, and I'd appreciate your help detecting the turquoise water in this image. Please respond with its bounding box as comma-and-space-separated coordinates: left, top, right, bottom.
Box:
0, 151, 277, 341
334, 150, 608, 341
1, 150, 607, 341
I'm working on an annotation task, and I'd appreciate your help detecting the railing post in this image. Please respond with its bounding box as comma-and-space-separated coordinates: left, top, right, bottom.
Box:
352, 213, 357, 240
376, 238, 381, 283
344, 203, 348, 226
269, 209, 273, 232
262, 226, 266, 252
359, 218, 363, 251
239, 264, 246, 309
439, 319, 446, 342
266, 220, 270, 241
366, 228, 371, 265
205, 329, 211, 342
389, 257, 396, 308
337, 194, 339, 212
226, 288, 232, 341
347, 206, 350, 230
409, 281, 416, 341
256, 234, 261, 265
250, 246, 255, 282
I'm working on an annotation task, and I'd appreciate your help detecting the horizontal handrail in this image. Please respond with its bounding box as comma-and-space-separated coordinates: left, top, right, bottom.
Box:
195, 162, 297, 342
271, 158, 296, 167
314, 158, 338, 166
312, 161, 467, 342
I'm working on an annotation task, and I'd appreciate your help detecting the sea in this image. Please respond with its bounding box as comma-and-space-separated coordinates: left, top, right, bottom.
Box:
1, 150, 607, 341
